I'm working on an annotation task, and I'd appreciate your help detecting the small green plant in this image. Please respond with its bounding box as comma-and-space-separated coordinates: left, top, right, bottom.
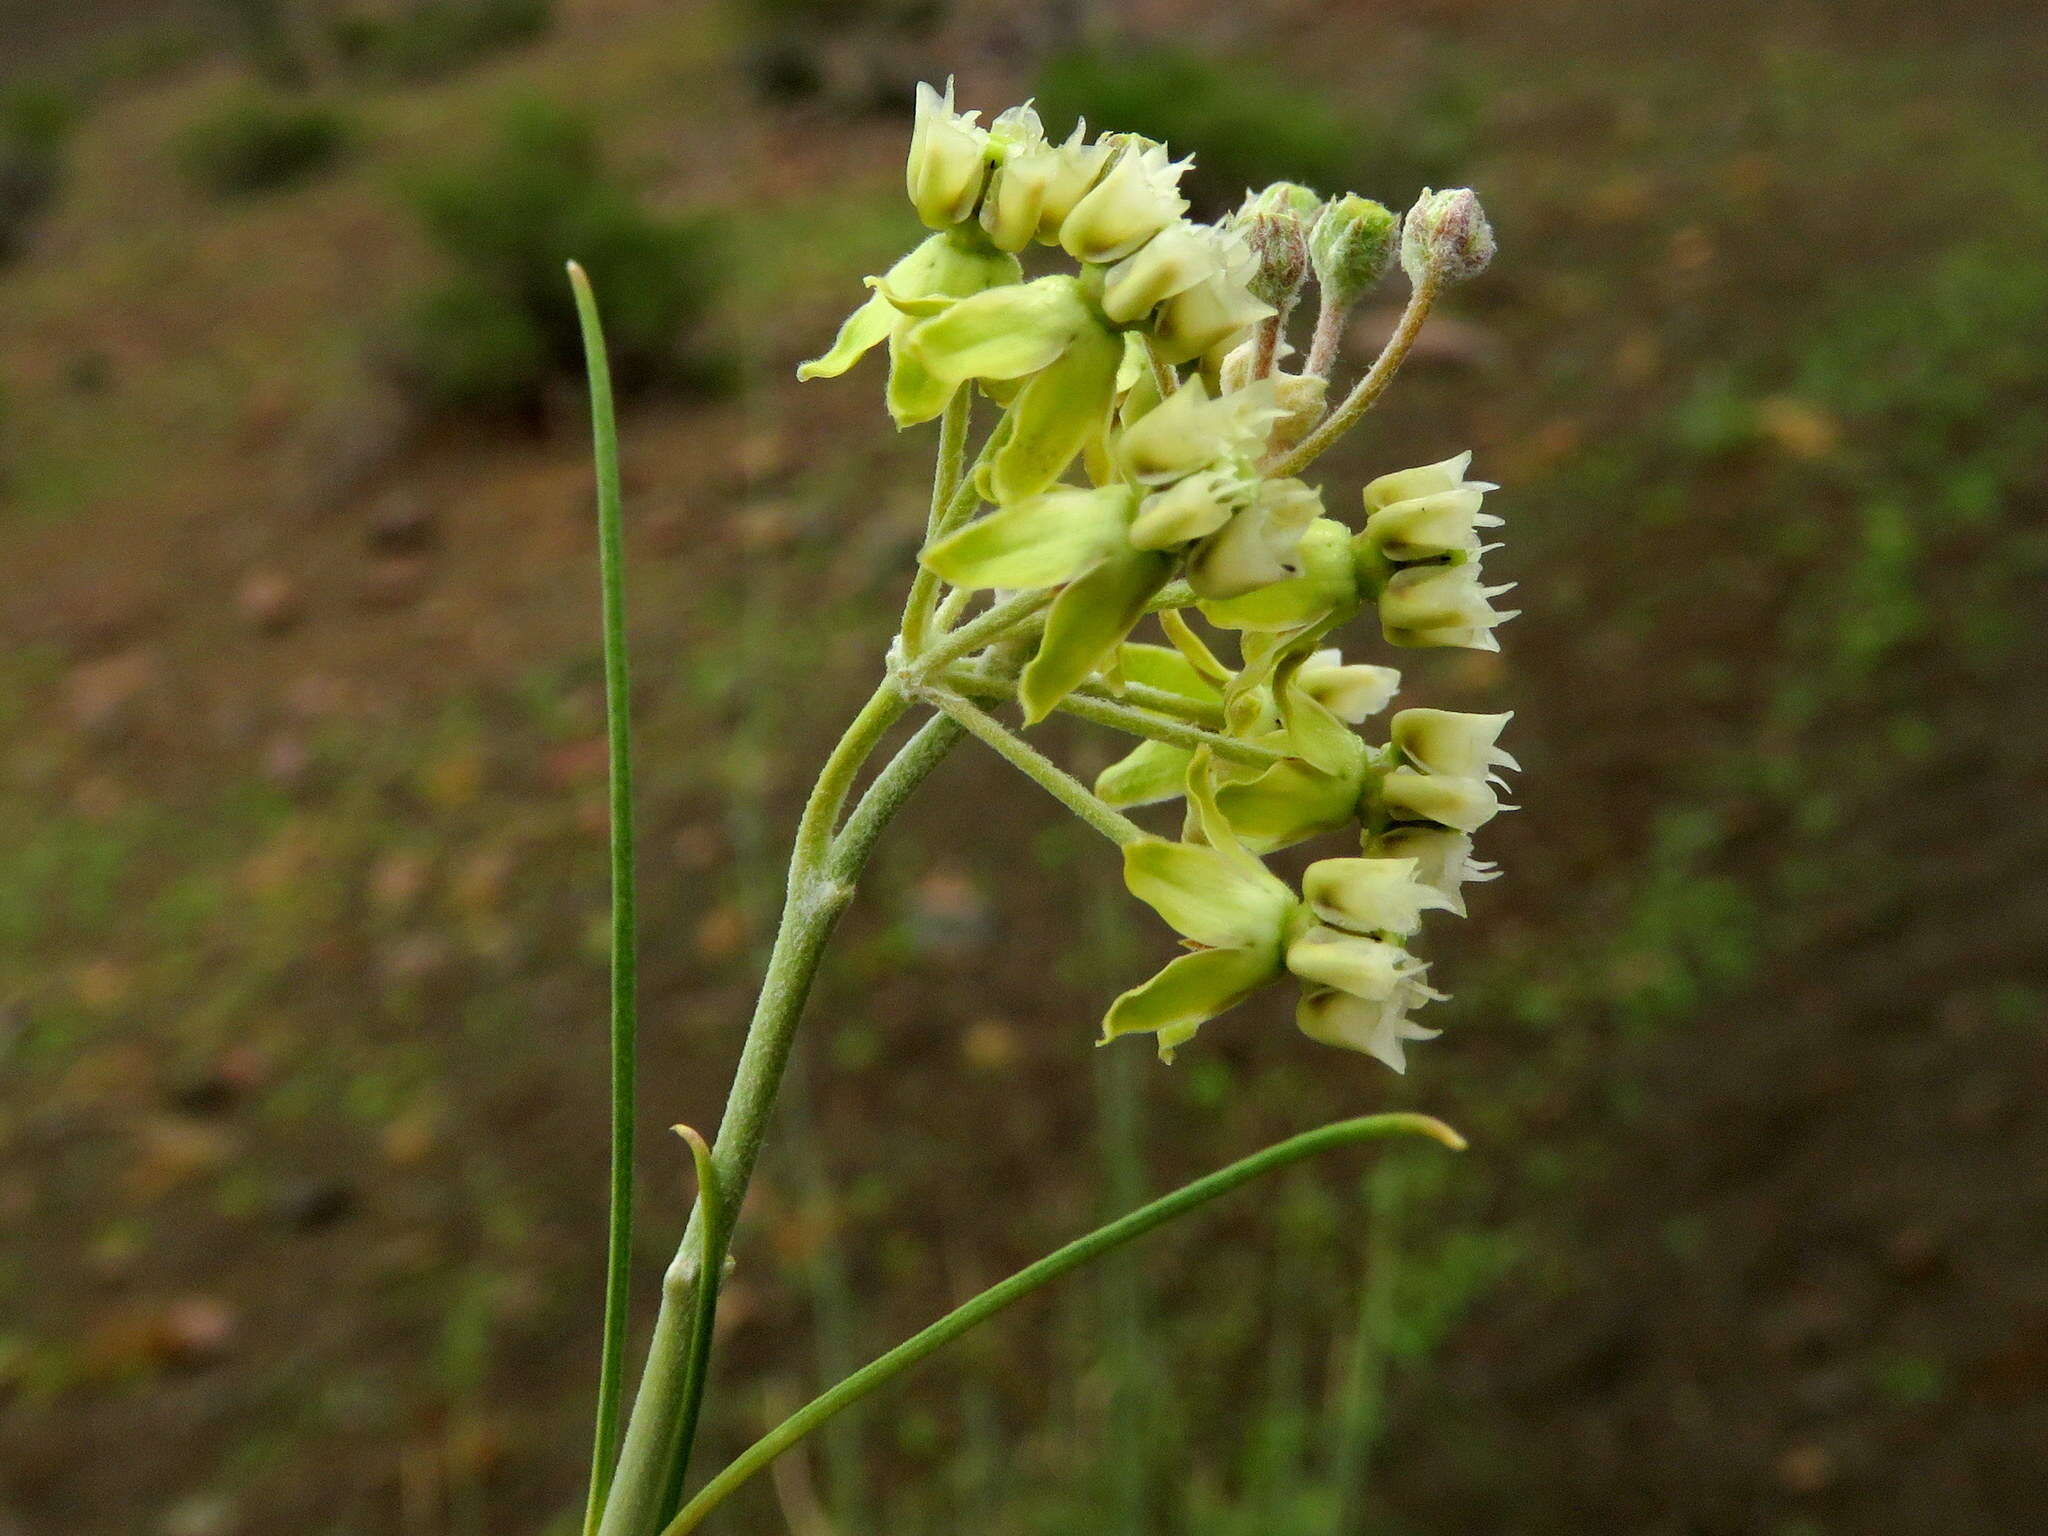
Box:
569, 82, 1511, 1536
174, 89, 350, 197
329, 0, 552, 83
0, 84, 81, 264
393, 102, 722, 414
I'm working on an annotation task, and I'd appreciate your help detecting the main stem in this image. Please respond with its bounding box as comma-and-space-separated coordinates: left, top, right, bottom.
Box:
596, 681, 920, 1536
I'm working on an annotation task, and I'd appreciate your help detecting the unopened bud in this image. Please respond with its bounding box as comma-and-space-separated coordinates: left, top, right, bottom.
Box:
1399, 187, 1494, 287
1240, 209, 1309, 311
1308, 194, 1397, 311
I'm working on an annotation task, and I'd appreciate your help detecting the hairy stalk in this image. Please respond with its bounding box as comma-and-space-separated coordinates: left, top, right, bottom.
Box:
1266, 274, 1442, 477
941, 665, 1284, 770
1304, 296, 1351, 379
946, 661, 1227, 731
927, 688, 1147, 846
570, 263, 640, 1536
900, 391, 974, 657
659, 1115, 1464, 1536
911, 587, 1057, 678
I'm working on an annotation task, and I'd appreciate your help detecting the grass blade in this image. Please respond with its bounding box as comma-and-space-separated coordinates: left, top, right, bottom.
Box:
570, 260, 641, 1536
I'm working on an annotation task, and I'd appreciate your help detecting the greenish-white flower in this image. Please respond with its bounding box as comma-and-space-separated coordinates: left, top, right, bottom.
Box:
907, 79, 992, 230
1365, 826, 1498, 917
1300, 855, 1454, 939
1295, 980, 1444, 1073
1101, 222, 1253, 326
979, 116, 1111, 251
1389, 708, 1517, 783
1149, 257, 1277, 366
1114, 377, 1283, 485
1380, 766, 1504, 833
1059, 136, 1191, 264
1379, 562, 1518, 651
1185, 476, 1320, 600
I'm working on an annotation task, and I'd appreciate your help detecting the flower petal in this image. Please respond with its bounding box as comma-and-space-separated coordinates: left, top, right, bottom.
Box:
1102, 945, 1278, 1062
1018, 549, 1174, 722
1096, 739, 1196, 809
987, 321, 1123, 503
1123, 837, 1291, 950
921, 485, 1135, 591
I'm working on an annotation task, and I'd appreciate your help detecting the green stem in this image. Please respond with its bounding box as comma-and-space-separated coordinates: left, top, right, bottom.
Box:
659, 1115, 1464, 1536
901, 391, 974, 658
570, 263, 640, 1536
911, 587, 1056, 679
1265, 274, 1442, 478
597, 678, 928, 1536
927, 689, 1147, 847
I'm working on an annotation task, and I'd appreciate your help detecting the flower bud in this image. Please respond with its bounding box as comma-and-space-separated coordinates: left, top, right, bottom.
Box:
907, 80, 991, 230
1390, 708, 1517, 783
1100, 222, 1244, 325
1399, 187, 1495, 287
1301, 855, 1453, 938
1234, 187, 1315, 313
1365, 826, 1498, 916
1380, 767, 1503, 833
1308, 194, 1398, 312
1378, 562, 1518, 651
1059, 136, 1190, 264
1295, 650, 1399, 722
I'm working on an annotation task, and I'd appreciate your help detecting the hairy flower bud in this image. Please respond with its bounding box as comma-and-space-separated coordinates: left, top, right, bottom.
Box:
907, 80, 991, 230
1308, 193, 1398, 312
1059, 136, 1190, 264
1399, 187, 1495, 287
1234, 185, 1316, 313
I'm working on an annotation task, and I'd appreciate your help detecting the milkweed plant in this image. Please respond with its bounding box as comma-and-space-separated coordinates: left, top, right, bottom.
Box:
569, 80, 1508, 1536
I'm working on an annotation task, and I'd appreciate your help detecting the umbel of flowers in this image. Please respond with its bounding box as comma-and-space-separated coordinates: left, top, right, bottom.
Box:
800, 80, 1510, 1074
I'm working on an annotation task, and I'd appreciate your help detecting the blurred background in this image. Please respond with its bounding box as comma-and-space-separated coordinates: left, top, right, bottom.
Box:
2, 1, 2044, 1532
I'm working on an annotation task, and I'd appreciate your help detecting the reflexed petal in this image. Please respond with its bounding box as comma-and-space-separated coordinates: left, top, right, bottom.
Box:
1128, 469, 1249, 550
987, 321, 1122, 503
1096, 739, 1196, 809
921, 485, 1136, 591
1363, 486, 1500, 563
1366, 826, 1498, 918
1102, 945, 1279, 1061
1116, 642, 1222, 703
885, 329, 957, 426
1149, 270, 1276, 367
904, 275, 1092, 384
796, 289, 898, 382
1123, 838, 1291, 950
1213, 757, 1364, 853
1296, 652, 1401, 723
1059, 139, 1190, 264
1019, 549, 1176, 722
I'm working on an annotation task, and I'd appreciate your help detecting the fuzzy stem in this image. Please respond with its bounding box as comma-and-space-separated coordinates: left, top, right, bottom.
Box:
941, 666, 1283, 770
1304, 297, 1353, 379
658, 1115, 1464, 1536
912, 587, 1057, 679
1267, 275, 1441, 478
928, 688, 1147, 846
597, 678, 937, 1536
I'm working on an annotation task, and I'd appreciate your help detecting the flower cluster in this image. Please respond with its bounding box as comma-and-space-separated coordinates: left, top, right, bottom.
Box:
799, 82, 1509, 1073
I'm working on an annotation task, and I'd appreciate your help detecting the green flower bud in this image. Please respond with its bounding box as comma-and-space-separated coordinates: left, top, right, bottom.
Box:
980, 118, 1112, 252
1241, 181, 1322, 222
1389, 708, 1517, 783
1364, 826, 1498, 917
1378, 562, 1518, 651
1059, 136, 1191, 264
907, 79, 992, 230
1307, 194, 1398, 311
1114, 377, 1283, 484
1101, 222, 1249, 325
1232, 187, 1313, 313
1380, 766, 1504, 833
1399, 186, 1495, 287
1300, 855, 1453, 938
